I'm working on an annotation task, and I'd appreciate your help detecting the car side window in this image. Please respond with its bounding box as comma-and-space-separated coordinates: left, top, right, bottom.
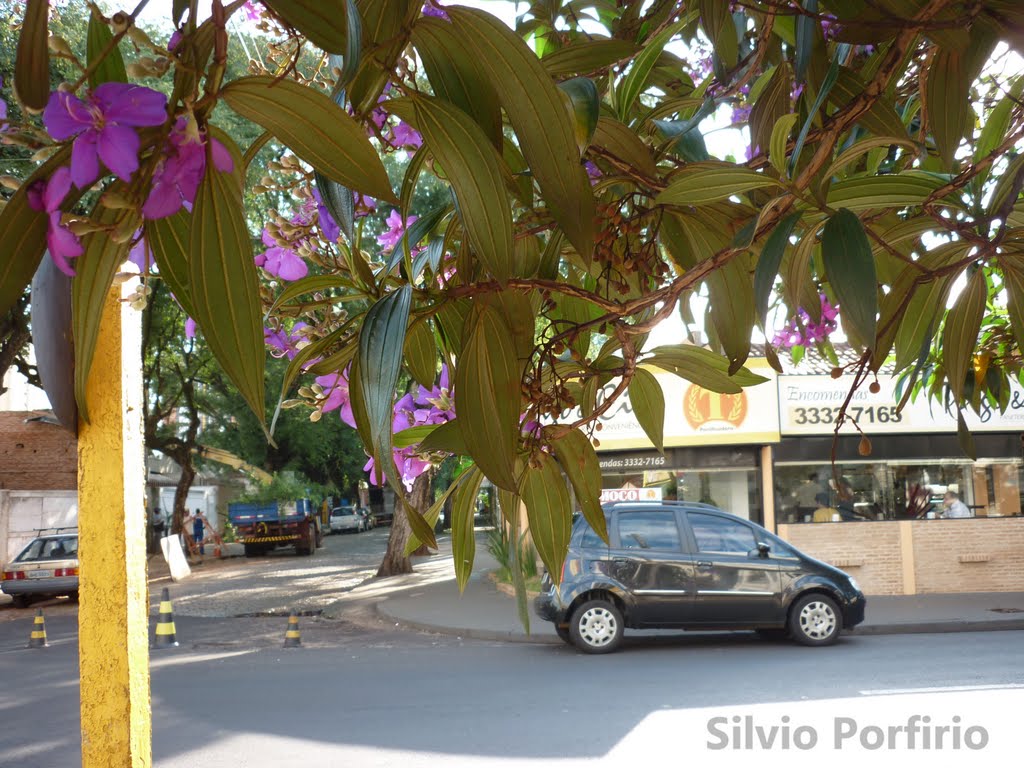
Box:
579, 524, 606, 549
616, 512, 682, 552
688, 513, 757, 554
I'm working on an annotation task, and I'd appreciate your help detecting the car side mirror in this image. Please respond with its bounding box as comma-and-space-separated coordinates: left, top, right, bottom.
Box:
755, 541, 771, 559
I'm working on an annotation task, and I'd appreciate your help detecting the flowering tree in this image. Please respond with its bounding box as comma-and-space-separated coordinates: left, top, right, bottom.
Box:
3, 0, 1024, 589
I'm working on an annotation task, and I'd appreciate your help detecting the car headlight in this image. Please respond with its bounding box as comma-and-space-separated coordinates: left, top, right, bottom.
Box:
847, 575, 861, 593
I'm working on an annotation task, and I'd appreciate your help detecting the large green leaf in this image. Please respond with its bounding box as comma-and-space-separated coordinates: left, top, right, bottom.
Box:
699, 0, 737, 68
146, 207, 196, 319
448, 7, 595, 260
830, 67, 909, 140
357, 284, 412, 463
86, 8, 127, 88
15, 0, 49, 110
754, 212, 803, 328
941, 268, 986, 402
417, 418, 469, 455
628, 368, 665, 453
454, 303, 522, 491
1000, 255, 1024, 356
547, 427, 607, 544
404, 467, 471, 555
542, 38, 639, 77
592, 116, 657, 177
558, 78, 600, 153
892, 278, 950, 370
412, 17, 503, 149
707, 251, 756, 373
826, 172, 948, 211
73, 197, 135, 423
404, 318, 437, 388
749, 64, 792, 162
263, 0, 349, 53
821, 208, 877, 346
617, 15, 692, 119
519, 452, 572, 586
656, 163, 783, 206
410, 94, 514, 281
645, 345, 768, 393
925, 47, 970, 171
189, 143, 266, 424
221, 76, 395, 202
451, 467, 485, 591
0, 149, 72, 318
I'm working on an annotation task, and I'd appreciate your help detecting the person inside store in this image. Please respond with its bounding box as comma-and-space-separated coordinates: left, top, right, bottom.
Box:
941, 491, 973, 518
812, 492, 841, 522
832, 478, 863, 521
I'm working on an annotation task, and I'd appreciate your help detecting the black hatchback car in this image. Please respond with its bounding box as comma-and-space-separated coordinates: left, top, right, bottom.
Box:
534, 502, 865, 653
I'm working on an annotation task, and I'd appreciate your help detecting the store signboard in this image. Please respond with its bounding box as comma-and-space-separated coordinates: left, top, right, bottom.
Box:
560, 363, 780, 451
600, 487, 663, 503
778, 374, 1024, 435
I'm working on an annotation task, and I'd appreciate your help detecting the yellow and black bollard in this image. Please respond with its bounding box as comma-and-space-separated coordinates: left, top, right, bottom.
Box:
154, 587, 178, 648
28, 608, 48, 648
283, 611, 301, 647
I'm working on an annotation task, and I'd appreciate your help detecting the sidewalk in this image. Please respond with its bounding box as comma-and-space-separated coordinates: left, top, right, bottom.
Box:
359, 533, 1024, 643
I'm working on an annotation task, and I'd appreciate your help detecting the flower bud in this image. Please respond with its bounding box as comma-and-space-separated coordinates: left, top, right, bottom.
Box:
47, 35, 74, 58
858, 435, 872, 456
869, 381, 881, 393
830, 367, 842, 379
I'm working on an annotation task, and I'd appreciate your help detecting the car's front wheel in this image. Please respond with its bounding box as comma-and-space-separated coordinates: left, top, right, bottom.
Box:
569, 599, 624, 654
789, 593, 841, 646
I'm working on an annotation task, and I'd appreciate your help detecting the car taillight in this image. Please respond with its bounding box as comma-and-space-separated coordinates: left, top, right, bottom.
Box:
3, 571, 25, 580
55, 568, 78, 577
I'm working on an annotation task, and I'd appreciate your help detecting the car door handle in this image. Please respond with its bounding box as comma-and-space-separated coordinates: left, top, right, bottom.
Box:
697, 561, 713, 569
612, 557, 631, 564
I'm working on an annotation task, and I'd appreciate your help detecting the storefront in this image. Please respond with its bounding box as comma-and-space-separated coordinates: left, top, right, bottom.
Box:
590, 364, 780, 525
774, 374, 1024, 595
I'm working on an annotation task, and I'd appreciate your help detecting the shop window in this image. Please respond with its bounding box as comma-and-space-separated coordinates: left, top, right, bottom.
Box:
774, 459, 1024, 522
616, 512, 682, 552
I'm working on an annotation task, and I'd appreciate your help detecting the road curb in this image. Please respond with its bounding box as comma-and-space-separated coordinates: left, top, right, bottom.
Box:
374, 601, 561, 644
375, 602, 1024, 643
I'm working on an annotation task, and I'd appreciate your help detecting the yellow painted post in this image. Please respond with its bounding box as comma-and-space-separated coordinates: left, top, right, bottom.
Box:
78, 281, 150, 767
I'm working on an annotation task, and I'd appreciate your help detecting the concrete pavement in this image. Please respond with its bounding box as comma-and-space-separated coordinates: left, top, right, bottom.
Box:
353, 532, 1024, 643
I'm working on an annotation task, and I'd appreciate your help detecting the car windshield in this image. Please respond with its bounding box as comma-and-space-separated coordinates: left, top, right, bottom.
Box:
332, 508, 355, 517
15, 536, 78, 562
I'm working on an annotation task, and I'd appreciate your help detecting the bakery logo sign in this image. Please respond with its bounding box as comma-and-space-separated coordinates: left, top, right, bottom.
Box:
600, 487, 664, 503
684, 385, 748, 432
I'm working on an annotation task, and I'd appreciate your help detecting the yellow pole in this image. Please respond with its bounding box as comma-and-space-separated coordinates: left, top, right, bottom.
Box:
78, 281, 150, 767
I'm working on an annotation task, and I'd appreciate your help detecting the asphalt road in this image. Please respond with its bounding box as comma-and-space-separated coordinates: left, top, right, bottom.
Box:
0, 613, 1021, 768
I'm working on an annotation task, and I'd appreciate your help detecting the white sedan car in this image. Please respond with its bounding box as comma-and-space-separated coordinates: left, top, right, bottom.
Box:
1, 533, 79, 608
330, 507, 366, 534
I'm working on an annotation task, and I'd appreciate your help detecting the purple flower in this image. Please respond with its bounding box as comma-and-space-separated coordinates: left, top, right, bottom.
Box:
731, 103, 752, 125
185, 317, 197, 339
256, 226, 308, 281
312, 188, 341, 242
143, 118, 233, 220
317, 369, 356, 428
377, 209, 417, 251
243, 1, 262, 21
128, 232, 152, 272
26, 166, 83, 276
772, 294, 839, 350
390, 121, 423, 151
0, 78, 8, 131
422, 1, 449, 19
43, 83, 168, 189
354, 192, 377, 219
168, 30, 182, 52
265, 322, 307, 360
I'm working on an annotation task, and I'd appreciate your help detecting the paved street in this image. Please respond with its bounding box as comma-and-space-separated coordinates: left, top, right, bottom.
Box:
0, 529, 1022, 767
0, 614, 1021, 768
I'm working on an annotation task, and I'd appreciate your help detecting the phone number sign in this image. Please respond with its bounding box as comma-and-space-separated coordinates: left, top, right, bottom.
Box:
779, 375, 1024, 435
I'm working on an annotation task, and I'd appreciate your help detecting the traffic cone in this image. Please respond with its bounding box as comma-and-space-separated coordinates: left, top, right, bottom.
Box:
28, 609, 47, 648
283, 611, 301, 648
154, 587, 178, 648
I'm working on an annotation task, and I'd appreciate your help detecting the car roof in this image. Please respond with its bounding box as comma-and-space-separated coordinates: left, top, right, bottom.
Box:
581, 501, 748, 524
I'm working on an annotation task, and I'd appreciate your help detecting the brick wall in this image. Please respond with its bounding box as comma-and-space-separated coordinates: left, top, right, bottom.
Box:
0, 412, 77, 491
777, 518, 1024, 595
912, 518, 1024, 593
778, 522, 905, 595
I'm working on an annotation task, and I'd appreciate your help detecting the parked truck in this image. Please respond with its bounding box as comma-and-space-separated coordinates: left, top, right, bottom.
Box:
227, 499, 322, 557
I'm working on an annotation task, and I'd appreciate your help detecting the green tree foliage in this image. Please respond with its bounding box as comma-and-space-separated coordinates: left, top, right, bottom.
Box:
4, 0, 1024, 581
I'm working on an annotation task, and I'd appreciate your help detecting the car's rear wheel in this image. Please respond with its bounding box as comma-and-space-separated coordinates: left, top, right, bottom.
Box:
554, 624, 573, 645
569, 599, 624, 654
11, 594, 30, 609
789, 593, 841, 646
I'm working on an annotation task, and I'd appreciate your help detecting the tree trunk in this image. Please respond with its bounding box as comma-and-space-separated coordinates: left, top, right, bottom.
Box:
376, 471, 432, 577
170, 452, 196, 536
